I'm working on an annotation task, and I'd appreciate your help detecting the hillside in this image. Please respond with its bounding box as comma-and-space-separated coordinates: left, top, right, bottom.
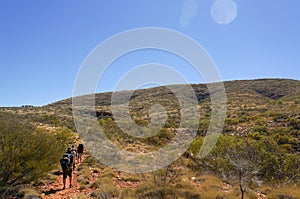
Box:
49, 78, 300, 108
2, 78, 299, 139
0, 78, 300, 199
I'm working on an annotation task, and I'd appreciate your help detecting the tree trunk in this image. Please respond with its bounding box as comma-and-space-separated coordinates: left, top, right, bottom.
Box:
239, 169, 244, 199
240, 183, 244, 199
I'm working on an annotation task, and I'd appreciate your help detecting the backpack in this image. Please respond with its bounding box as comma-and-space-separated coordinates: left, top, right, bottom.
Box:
71, 149, 77, 157
60, 153, 73, 169
77, 144, 84, 153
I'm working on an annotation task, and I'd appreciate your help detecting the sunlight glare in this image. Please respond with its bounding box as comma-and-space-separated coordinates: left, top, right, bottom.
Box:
179, 0, 199, 28
211, 0, 237, 25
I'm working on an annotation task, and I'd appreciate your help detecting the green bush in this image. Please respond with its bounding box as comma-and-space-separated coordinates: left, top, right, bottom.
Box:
289, 118, 300, 130
191, 134, 300, 198
0, 113, 67, 186
190, 137, 204, 155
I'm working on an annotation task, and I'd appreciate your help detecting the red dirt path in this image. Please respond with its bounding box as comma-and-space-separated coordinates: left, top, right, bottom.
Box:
39, 156, 92, 199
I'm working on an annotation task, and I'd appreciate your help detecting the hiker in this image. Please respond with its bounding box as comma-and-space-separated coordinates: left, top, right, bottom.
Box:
70, 145, 77, 171
60, 149, 74, 189
77, 143, 84, 163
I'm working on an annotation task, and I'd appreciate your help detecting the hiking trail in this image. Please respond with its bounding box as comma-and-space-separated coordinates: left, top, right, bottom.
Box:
39, 155, 92, 199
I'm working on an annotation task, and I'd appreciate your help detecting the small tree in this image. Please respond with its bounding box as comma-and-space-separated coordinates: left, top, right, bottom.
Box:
193, 136, 261, 199
224, 139, 261, 199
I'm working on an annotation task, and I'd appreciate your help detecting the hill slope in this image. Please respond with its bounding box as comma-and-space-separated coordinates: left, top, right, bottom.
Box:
2, 78, 299, 133
1, 78, 300, 198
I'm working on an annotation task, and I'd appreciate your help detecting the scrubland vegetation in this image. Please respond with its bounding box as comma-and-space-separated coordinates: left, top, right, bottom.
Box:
0, 79, 300, 198
0, 113, 76, 198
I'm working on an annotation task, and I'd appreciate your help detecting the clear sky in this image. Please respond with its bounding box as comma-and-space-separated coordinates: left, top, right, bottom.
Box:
1, 0, 299, 107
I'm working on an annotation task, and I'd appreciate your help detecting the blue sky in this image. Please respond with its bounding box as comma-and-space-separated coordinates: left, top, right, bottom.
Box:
0, 0, 299, 106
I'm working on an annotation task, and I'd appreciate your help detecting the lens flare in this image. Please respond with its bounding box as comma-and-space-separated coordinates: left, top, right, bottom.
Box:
211, 0, 237, 25
179, 0, 199, 28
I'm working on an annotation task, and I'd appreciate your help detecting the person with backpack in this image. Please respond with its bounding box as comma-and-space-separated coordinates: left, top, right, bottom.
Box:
70, 145, 77, 171
77, 143, 84, 163
60, 148, 74, 189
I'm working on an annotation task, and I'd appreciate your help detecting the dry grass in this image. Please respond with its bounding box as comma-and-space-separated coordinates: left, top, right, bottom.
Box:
77, 166, 91, 189
90, 177, 119, 198
262, 184, 300, 199
101, 167, 118, 178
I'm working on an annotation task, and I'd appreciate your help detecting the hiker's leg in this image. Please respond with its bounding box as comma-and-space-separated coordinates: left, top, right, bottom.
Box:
69, 170, 72, 188
62, 174, 66, 189
69, 176, 72, 188
78, 153, 81, 163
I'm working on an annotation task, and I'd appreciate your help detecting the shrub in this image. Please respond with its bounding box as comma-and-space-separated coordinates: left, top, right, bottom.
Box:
90, 177, 119, 198
0, 113, 66, 186
119, 188, 137, 199
101, 167, 117, 178
190, 137, 204, 155
77, 166, 91, 187
136, 186, 178, 199
289, 118, 300, 130
90, 177, 113, 189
